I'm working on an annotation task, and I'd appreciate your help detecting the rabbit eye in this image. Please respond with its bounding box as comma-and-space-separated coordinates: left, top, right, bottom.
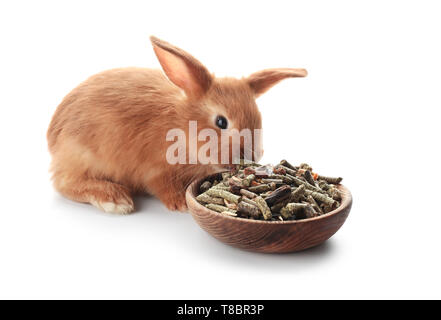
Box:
215, 115, 228, 129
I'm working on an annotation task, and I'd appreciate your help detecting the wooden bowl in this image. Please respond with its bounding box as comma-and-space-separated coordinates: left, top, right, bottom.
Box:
186, 175, 352, 253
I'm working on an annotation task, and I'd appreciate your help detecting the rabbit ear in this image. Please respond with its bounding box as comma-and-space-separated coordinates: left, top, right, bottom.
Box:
247, 68, 308, 98
150, 36, 212, 98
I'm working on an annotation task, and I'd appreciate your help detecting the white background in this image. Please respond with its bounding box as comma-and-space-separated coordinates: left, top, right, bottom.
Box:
1, 0, 440, 299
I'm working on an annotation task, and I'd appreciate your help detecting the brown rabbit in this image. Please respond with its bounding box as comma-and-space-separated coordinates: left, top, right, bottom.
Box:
47, 36, 307, 214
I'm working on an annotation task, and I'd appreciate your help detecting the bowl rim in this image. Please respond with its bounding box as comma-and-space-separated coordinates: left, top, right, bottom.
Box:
186, 175, 353, 225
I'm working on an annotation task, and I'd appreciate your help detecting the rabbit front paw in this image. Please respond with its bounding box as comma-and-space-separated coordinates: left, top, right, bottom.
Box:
162, 195, 188, 212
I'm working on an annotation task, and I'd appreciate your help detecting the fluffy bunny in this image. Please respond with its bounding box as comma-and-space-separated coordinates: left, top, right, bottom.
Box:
47, 36, 307, 214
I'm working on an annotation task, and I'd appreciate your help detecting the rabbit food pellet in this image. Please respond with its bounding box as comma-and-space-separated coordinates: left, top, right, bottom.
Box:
196, 160, 343, 221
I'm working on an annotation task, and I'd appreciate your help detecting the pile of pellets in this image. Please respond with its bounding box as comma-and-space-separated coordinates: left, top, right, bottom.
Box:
196, 160, 343, 221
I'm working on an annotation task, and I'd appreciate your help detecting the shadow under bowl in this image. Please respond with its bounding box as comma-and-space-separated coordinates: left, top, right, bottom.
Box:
186, 175, 352, 253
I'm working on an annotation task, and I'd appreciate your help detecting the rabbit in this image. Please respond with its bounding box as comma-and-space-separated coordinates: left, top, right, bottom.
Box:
47, 36, 307, 214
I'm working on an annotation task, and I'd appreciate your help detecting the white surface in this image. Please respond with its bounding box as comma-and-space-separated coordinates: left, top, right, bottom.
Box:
1, 0, 440, 299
